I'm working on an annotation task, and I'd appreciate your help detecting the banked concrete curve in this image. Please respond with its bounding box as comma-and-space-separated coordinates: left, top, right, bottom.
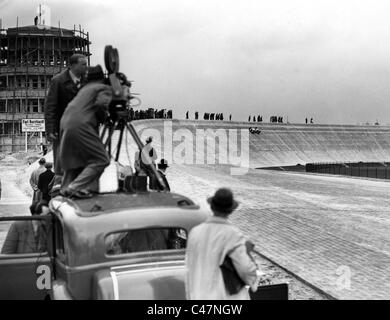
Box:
131, 119, 390, 168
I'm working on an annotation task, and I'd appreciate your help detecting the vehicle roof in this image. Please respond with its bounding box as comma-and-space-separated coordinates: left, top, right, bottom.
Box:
49, 192, 210, 266
69, 192, 198, 217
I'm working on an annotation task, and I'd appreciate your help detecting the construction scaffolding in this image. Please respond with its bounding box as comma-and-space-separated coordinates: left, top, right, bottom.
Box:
0, 20, 91, 152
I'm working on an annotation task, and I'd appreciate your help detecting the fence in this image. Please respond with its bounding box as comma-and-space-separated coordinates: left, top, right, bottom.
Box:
306, 162, 390, 180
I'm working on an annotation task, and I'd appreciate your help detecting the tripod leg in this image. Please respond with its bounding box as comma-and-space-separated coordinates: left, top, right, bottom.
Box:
101, 124, 112, 154
105, 123, 117, 156
126, 122, 144, 151
115, 123, 125, 162
100, 124, 108, 141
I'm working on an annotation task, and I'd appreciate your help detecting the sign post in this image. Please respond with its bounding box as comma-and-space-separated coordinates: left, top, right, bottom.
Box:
21, 119, 45, 152
40, 132, 43, 153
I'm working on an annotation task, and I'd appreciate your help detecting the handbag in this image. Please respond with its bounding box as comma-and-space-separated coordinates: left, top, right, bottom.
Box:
220, 240, 265, 296
220, 241, 257, 295
220, 241, 289, 299
220, 255, 246, 295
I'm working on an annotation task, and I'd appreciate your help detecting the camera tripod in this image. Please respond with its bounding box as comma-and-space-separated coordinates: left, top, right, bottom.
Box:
100, 114, 168, 191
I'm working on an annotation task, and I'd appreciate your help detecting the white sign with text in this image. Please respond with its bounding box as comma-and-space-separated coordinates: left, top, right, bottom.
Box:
22, 119, 45, 132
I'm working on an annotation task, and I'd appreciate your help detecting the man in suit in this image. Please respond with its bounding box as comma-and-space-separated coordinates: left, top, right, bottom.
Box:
44, 53, 87, 181
29, 157, 46, 204
155, 159, 170, 191
38, 162, 55, 202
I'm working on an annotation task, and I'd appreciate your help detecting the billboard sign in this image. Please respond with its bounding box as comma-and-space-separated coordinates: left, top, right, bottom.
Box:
22, 119, 45, 132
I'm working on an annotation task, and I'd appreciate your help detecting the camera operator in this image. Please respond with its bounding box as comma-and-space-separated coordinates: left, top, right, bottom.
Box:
59, 65, 112, 199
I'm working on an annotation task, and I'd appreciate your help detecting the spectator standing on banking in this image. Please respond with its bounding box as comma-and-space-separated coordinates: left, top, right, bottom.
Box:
44, 54, 88, 185
185, 188, 259, 300
29, 158, 46, 204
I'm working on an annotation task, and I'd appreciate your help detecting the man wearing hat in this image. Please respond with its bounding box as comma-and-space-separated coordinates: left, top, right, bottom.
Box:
59, 65, 112, 199
29, 158, 46, 204
185, 188, 259, 300
156, 159, 171, 191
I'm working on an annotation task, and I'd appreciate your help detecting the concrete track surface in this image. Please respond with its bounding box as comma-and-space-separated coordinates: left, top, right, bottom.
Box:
126, 120, 390, 299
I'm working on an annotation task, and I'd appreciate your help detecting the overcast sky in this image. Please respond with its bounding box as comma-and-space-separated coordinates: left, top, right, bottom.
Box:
2, 0, 390, 124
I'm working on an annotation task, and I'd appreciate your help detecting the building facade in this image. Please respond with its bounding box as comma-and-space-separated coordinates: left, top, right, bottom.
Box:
0, 24, 90, 152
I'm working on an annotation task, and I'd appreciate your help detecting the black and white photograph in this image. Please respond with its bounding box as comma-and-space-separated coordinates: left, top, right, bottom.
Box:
0, 0, 390, 304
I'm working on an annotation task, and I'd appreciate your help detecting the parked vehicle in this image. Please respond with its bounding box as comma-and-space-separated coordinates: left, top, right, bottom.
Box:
0, 191, 209, 300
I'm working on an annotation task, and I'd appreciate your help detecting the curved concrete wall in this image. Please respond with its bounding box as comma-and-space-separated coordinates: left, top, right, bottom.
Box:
131, 119, 390, 168
37, 119, 390, 172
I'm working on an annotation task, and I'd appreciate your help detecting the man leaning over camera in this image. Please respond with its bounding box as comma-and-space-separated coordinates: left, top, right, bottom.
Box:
59, 65, 112, 199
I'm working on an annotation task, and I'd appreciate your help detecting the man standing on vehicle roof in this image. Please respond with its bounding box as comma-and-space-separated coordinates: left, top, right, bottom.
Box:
59, 65, 112, 199
44, 54, 88, 186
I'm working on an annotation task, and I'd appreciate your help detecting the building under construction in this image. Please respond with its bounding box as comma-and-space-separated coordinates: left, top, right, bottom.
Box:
0, 20, 91, 153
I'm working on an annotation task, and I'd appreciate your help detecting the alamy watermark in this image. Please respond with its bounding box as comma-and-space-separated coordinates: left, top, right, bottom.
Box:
335, 265, 352, 291
136, 121, 250, 175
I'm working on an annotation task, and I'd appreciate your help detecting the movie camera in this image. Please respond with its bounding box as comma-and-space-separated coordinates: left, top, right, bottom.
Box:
100, 45, 167, 191
103, 45, 134, 122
